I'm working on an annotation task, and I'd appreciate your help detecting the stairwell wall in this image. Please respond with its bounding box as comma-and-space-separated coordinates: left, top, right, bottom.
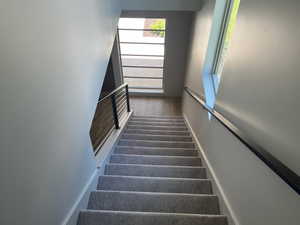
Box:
0, 0, 121, 224
183, 0, 300, 225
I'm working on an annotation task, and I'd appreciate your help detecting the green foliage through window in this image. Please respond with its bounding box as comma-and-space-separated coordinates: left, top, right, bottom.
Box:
150, 20, 166, 37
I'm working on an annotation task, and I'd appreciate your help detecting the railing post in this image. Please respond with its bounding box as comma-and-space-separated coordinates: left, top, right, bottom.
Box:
111, 93, 120, 129
125, 84, 131, 112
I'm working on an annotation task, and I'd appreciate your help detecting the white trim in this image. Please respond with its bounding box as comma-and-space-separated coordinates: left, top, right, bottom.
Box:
62, 169, 99, 225
62, 111, 133, 225
183, 113, 240, 225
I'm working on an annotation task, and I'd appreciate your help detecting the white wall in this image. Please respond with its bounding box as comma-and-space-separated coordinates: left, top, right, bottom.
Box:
0, 0, 121, 224
185, 0, 216, 95
183, 0, 300, 225
121, 0, 203, 11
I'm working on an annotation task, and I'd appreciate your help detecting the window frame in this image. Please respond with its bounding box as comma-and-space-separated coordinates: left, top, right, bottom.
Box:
212, 0, 233, 77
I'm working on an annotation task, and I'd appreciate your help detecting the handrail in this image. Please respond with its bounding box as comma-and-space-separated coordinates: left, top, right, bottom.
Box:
98, 83, 128, 104
184, 86, 300, 195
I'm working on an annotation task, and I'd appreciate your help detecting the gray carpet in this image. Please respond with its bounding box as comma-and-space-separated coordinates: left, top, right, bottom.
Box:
77, 115, 228, 225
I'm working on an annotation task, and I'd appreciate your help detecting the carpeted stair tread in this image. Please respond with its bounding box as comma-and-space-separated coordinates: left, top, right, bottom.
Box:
110, 154, 201, 166
125, 128, 190, 136
78, 210, 227, 225
132, 115, 184, 120
122, 134, 193, 142
97, 175, 212, 194
105, 163, 207, 178
118, 139, 195, 148
127, 125, 188, 131
128, 121, 186, 127
114, 146, 198, 156
87, 190, 220, 214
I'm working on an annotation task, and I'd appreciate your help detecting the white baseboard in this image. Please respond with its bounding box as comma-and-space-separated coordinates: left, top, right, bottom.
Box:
62, 111, 133, 225
183, 113, 239, 225
62, 169, 99, 225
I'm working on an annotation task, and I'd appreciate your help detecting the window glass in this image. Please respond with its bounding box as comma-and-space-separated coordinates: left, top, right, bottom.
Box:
118, 18, 166, 92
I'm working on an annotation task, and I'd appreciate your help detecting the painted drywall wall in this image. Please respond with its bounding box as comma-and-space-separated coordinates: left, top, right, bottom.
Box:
0, 0, 121, 224
111, 37, 124, 87
215, 0, 300, 175
185, 0, 226, 107
184, 0, 216, 95
183, 0, 300, 225
121, 0, 203, 11
121, 11, 194, 97
101, 58, 116, 95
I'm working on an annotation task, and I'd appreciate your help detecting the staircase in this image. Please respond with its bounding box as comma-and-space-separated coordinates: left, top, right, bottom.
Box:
78, 115, 228, 225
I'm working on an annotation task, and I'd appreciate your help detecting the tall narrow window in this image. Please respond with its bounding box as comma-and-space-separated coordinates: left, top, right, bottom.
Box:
212, 0, 240, 93
118, 18, 166, 93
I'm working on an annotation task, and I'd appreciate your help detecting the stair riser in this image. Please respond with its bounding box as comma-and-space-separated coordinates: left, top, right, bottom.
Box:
98, 176, 212, 194
127, 125, 188, 131
88, 191, 219, 214
114, 147, 198, 156
105, 164, 207, 179
118, 140, 195, 149
78, 211, 228, 225
110, 155, 201, 166
122, 134, 193, 142
125, 129, 190, 136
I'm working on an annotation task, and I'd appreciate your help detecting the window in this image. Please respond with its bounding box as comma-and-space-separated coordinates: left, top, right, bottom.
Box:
118, 18, 166, 93
212, 0, 240, 93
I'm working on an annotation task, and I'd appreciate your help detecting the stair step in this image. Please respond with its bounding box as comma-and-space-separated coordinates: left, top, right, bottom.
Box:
110, 154, 201, 166
88, 191, 219, 214
105, 164, 207, 178
78, 210, 228, 225
77, 114, 228, 225
127, 125, 188, 131
114, 146, 198, 156
128, 121, 186, 127
118, 140, 195, 149
131, 117, 185, 123
122, 134, 193, 142
98, 175, 212, 194
132, 115, 183, 120
125, 128, 190, 136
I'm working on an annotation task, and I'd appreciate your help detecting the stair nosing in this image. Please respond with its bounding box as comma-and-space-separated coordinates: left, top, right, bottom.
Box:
127, 125, 187, 128
122, 134, 192, 139
124, 130, 190, 135
115, 146, 198, 151
80, 209, 226, 218
130, 120, 185, 124
91, 190, 217, 198
119, 139, 195, 145
107, 163, 204, 169
128, 122, 186, 126
111, 154, 201, 159
132, 116, 184, 119
100, 174, 210, 181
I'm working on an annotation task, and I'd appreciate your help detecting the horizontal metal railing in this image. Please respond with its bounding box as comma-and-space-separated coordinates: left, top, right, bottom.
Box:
90, 84, 130, 154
